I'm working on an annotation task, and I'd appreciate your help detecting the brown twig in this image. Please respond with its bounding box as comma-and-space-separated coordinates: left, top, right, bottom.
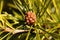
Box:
3, 27, 45, 35
3, 27, 29, 34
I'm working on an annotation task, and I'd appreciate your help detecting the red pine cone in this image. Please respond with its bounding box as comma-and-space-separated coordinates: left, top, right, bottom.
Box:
25, 11, 36, 24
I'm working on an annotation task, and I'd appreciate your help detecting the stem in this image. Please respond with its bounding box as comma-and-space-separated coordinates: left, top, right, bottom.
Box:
25, 26, 32, 40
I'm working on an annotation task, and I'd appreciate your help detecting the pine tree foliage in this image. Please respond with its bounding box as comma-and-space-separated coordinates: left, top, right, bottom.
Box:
0, 0, 60, 40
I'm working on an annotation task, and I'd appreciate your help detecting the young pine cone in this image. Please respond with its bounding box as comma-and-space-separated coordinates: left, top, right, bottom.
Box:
25, 11, 36, 24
